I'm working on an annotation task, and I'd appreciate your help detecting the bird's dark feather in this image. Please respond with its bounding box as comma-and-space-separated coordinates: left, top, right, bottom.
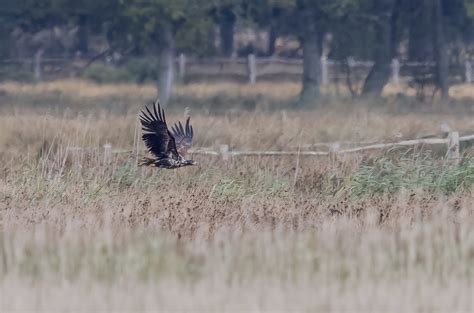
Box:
139, 101, 196, 169
171, 116, 194, 155
139, 102, 178, 160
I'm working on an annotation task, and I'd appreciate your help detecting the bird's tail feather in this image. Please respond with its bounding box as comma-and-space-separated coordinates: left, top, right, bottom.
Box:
138, 157, 155, 167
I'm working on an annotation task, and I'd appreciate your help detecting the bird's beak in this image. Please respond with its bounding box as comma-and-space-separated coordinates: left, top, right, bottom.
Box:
185, 160, 197, 166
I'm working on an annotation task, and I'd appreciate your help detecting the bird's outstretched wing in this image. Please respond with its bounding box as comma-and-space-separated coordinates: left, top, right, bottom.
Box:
139, 102, 179, 159
171, 116, 194, 155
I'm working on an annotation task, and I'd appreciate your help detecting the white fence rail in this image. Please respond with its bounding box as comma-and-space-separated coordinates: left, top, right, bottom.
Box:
3, 54, 471, 84
81, 131, 474, 165
188, 133, 473, 160
177, 54, 471, 85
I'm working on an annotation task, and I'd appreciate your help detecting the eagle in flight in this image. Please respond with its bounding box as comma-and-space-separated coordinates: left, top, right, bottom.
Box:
139, 101, 196, 169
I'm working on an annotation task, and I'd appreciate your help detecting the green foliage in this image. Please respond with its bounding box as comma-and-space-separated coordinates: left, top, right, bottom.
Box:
0, 1, 16, 58
351, 155, 474, 196
82, 63, 132, 84
83, 58, 162, 84
114, 161, 139, 187
1, 0, 472, 62
210, 171, 290, 200
175, 16, 216, 56
3, 0, 62, 30
0, 65, 35, 82
125, 58, 159, 83
81, 183, 105, 204
467, 0, 474, 17
114, 0, 212, 52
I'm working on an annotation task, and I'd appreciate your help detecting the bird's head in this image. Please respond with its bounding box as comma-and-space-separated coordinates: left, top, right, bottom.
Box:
182, 159, 197, 166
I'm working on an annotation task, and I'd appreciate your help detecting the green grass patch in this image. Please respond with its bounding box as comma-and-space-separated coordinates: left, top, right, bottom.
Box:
210, 171, 290, 200
351, 155, 474, 196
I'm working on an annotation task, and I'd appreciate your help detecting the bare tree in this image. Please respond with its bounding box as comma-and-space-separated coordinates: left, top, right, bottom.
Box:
361, 0, 401, 97
300, 31, 324, 105
433, 0, 449, 100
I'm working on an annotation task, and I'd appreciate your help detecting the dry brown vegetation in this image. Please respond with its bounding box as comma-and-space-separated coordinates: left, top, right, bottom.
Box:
0, 80, 473, 311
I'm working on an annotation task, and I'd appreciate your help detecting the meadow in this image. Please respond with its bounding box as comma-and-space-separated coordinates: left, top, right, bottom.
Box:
0, 80, 473, 311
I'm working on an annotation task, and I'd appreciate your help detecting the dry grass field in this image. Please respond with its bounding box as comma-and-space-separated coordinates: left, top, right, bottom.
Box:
0, 80, 473, 311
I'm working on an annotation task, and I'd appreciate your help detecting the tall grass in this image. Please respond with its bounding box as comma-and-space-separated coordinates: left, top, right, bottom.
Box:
351, 155, 474, 196
0, 80, 473, 311
1, 216, 472, 311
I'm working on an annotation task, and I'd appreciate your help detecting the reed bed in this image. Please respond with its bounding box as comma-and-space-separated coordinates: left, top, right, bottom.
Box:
0, 80, 473, 311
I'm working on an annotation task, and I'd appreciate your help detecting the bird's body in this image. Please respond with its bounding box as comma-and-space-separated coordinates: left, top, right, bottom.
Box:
139, 101, 196, 169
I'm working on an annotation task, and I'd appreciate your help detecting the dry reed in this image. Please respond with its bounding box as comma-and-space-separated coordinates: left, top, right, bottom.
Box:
0, 80, 473, 311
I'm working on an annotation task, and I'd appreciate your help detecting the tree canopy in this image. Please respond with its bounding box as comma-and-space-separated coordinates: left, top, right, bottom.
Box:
0, 0, 473, 104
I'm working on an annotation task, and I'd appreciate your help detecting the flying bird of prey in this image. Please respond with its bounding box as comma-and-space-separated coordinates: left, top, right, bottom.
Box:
139, 101, 196, 169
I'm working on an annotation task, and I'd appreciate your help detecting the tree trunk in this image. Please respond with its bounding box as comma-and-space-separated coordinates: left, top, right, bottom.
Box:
267, 25, 277, 56
433, 0, 449, 100
157, 27, 175, 106
219, 6, 236, 57
77, 15, 89, 55
299, 31, 323, 106
361, 0, 400, 97
407, 0, 432, 61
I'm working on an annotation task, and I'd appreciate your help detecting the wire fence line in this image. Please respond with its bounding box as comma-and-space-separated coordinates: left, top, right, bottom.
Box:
193, 133, 472, 159
67, 132, 474, 163
4, 54, 472, 84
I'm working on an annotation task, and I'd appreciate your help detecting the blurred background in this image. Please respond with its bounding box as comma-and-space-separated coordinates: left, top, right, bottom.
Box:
1, 0, 474, 107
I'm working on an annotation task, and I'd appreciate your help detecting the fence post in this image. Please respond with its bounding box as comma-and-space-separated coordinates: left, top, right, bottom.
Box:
34, 48, 44, 81
465, 60, 472, 83
321, 56, 329, 85
347, 57, 355, 67
329, 142, 340, 172
103, 143, 112, 163
179, 53, 186, 80
219, 144, 230, 161
446, 131, 460, 165
391, 59, 400, 85
248, 54, 257, 84
347, 57, 355, 76
280, 110, 288, 124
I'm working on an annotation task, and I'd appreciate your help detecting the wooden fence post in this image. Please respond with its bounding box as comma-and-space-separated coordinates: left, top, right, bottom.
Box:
391, 59, 400, 85
321, 56, 329, 85
103, 143, 112, 163
179, 53, 186, 80
465, 60, 472, 83
347, 57, 355, 68
329, 142, 340, 171
446, 131, 460, 165
219, 144, 230, 161
248, 54, 257, 84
